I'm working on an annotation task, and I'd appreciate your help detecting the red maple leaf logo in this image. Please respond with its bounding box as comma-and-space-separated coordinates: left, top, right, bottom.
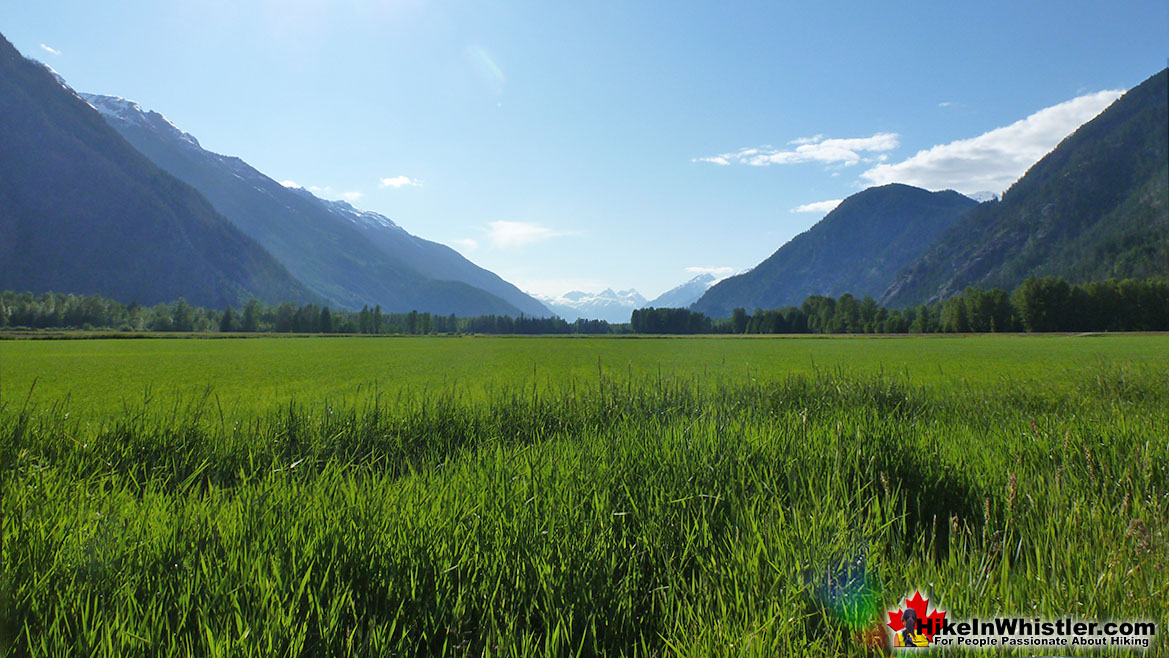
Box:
887, 591, 947, 642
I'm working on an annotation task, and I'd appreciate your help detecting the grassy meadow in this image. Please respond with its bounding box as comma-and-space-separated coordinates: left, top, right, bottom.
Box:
1, 334, 1167, 656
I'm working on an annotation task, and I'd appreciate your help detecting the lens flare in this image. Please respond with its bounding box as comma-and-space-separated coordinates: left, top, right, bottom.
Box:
466, 44, 506, 93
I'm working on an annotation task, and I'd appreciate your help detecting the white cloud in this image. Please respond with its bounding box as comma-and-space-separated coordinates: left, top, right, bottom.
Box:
279, 180, 301, 188
788, 134, 824, 145
695, 133, 899, 168
790, 199, 843, 214
938, 101, 954, 108
694, 155, 730, 166
39, 43, 60, 55
453, 238, 479, 252
340, 191, 363, 202
484, 221, 576, 248
862, 89, 1124, 194
379, 175, 421, 188
685, 266, 734, 276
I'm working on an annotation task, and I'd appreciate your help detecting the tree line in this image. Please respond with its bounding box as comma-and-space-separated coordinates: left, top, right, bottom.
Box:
2, 276, 1166, 335
0, 293, 621, 335
634, 277, 1169, 334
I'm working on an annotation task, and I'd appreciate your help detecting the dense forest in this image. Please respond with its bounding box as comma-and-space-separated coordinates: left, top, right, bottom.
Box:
3, 276, 1167, 336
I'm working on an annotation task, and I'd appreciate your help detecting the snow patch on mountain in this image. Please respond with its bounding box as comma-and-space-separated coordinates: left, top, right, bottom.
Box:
32, 59, 70, 91
644, 273, 724, 308
966, 190, 999, 202
533, 288, 646, 323
82, 93, 201, 149
83, 91, 406, 239
318, 198, 405, 233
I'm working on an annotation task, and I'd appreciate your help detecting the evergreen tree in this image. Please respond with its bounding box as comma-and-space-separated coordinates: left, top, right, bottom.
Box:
731, 308, 749, 334
242, 299, 261, 332
220, 306, 237, 333
172, 298, 195, 332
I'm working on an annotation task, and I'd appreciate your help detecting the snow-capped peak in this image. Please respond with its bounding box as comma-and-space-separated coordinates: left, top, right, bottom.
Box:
31, 59, 70, 90
967, 191, 999, 203
81, 93, 201, 149
316, 197, 404, 233
532, 288, 647, 323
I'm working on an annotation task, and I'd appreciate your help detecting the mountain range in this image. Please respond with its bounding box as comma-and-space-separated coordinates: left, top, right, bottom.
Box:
535, 274, 728, 323
81, 93, 552, 317
0, 32, 552, 316
693, 68, 1168, 316
880, 68, 1168, 306
0, 34, 315, 309
644, 273, 724, 309
2, 26, 1163, 323
693, 185, 977, 317
535, 289, 647, 323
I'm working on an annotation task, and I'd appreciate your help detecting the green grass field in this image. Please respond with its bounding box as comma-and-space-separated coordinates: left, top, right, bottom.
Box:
4, 334, 1168, 415
2, 335, 1167, 656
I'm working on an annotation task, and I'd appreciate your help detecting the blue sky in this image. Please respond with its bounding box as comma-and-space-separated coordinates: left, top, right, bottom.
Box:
4, 1, 1166, 298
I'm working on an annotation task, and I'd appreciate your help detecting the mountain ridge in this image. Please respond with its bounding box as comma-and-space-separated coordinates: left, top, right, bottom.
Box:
82, 93, 551, 316
644, 273, 723, 309
535, 288, 646, 323
881, 68, 1169, 306
0, 35, 317, 309
692, 184, 978, 317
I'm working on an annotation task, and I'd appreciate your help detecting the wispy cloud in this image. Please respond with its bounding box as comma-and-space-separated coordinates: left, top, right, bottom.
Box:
39, 43, 60, 55
340, 191, 363, 202
379, 175, 421, 189
279, 180, 301, 188
694, 133, 899, 168
453, 238, 479, 252
862, 89, 1124, 194
938, 101, 955, 108
790, 199, 843, 214
484, 220, 576, 248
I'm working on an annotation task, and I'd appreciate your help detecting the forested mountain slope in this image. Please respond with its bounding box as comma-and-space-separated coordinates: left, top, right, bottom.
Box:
882, 69, 1169, 307
693, 184, 976, 317
0, 34, 315, 308
84, 93, 547, 316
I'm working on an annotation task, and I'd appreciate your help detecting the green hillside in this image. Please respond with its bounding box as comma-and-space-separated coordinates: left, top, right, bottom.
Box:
693, 184, 976, 318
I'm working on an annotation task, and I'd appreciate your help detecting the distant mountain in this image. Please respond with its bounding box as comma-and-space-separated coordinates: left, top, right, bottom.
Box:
82, 93, 551, 317
0, 35, 315, 308
644, 273, 721, 308
692, 184, 977, 317
882, 69, 1169, 307
311, 194, 552, 316
536, 289, 646, 323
